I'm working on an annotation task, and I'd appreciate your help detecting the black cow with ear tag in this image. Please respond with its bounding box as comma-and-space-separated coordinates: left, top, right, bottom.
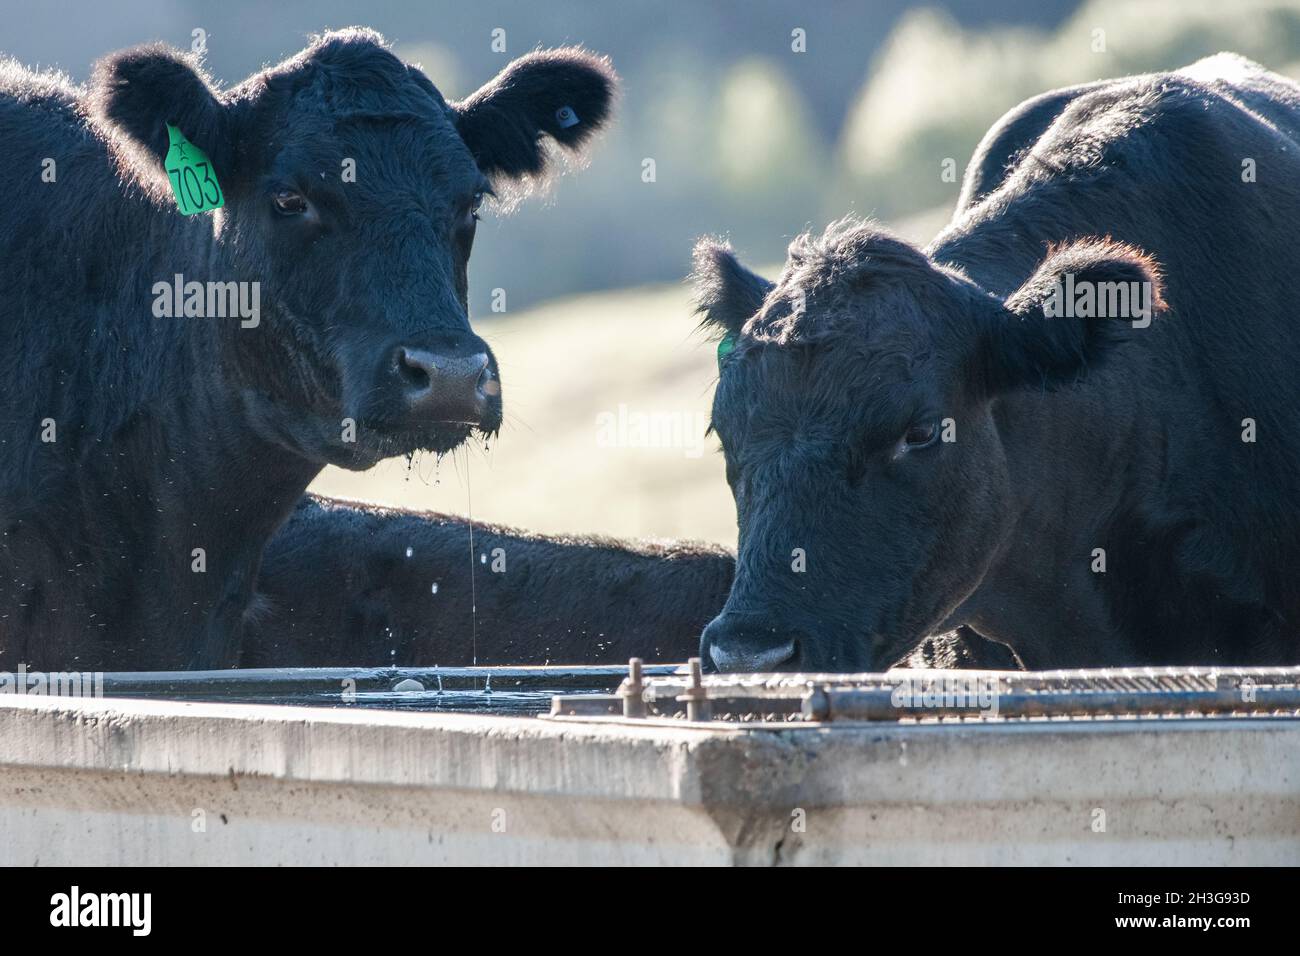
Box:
0, 28, 615, 669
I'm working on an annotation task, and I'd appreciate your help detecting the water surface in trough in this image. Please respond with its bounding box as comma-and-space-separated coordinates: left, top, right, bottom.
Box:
94, 665, 684, 717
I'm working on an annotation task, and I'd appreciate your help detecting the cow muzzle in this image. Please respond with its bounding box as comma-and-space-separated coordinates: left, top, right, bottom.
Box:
374, 335, 501, 435
393, 346, 495, 424
700, 611, 801, 673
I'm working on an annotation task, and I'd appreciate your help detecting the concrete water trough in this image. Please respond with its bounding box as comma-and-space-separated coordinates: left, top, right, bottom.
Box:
0, 662, 1297, 865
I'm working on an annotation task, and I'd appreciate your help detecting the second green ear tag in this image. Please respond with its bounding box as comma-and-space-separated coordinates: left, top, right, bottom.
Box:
165, 124, 224, 215
717, 331, 738, 367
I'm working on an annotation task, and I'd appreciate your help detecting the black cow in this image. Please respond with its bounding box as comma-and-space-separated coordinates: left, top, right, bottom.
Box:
244, 495, 1022, 669
0, 29, 615, 670
693, 54, 1300, 672
244, 494, 737, 667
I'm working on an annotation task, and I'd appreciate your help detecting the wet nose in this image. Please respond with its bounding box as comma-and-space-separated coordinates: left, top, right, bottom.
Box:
702, 613, 800, 673
393, 347, 495, 425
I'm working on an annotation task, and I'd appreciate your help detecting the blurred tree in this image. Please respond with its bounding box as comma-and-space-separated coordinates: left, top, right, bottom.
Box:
833, 0, 1300, 227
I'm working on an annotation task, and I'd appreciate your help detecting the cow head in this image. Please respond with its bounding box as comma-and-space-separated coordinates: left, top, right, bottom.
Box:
89, 28, 615, 466
693, 219, 1163, 672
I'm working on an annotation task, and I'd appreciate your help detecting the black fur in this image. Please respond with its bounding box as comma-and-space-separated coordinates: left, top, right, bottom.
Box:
955, 80, 1109, 211
245, 495, 1018, 669
89, 44, 236, 178
695, 54, 1300, 672
690, 238, 775, 336
453, 48, 617, 180
992, 238, 1165, 393
0, 30, 615, 670
245, 495, 735, 666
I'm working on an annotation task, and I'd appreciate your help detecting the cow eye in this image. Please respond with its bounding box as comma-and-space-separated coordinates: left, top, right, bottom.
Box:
903, 422, 939, 448
272, 190, 309, 216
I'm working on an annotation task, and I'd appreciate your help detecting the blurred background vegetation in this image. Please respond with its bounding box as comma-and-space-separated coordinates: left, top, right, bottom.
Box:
13, 0, 1300, 544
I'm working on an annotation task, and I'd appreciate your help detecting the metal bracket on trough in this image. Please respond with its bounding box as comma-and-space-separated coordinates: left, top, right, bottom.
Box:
548, 659, 1300, 725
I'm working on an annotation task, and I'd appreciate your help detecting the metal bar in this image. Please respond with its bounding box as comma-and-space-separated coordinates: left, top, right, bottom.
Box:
548, 663, 1300, 724
808, 686, 1300, 722
549, 694, 623, 718
86, 663, 684, 701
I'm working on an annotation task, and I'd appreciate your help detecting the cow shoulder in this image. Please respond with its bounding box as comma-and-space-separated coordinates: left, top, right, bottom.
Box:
1030, 67, 1300, 186
0, 62, 95, 181
1177, 51, 1300, 141
957, 79, 1111, 212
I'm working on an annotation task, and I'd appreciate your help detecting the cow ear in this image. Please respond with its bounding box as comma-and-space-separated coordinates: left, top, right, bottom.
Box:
452, 48, 617, 184
690, 239, 774, 339
982, 239, 1165, 394
89, 44, 236, 187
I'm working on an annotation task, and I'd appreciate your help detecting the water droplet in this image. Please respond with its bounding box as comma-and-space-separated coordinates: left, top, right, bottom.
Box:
405, 546, 413, 558
430, 582, 439, 594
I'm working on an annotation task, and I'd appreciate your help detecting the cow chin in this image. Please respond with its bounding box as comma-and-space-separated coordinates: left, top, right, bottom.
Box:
241, 392, 485, 471
809, 637, 881, 673
323, 421, 479, 470
796, 628, 928, 673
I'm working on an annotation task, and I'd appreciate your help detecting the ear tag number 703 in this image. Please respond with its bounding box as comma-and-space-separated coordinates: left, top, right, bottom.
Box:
165, 124, 224, 215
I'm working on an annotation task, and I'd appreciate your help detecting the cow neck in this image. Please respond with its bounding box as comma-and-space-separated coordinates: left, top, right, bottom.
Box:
931, 167, 1146, 295
133, 205, 315, 492
928, 207, 1054, 298
111, 207, 318, 666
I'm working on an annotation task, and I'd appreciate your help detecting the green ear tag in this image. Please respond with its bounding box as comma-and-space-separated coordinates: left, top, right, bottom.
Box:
716, 331, 738, 367
165, 124, 224, 215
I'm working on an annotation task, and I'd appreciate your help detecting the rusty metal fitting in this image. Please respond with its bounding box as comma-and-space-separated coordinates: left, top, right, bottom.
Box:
619, 657, 647, 718
676, 657, 712, 722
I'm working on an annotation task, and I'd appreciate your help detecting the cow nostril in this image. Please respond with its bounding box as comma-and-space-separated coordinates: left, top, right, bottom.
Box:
388, 346, 494, 424
396, 347, 437, 394
475, 361, 498, 398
